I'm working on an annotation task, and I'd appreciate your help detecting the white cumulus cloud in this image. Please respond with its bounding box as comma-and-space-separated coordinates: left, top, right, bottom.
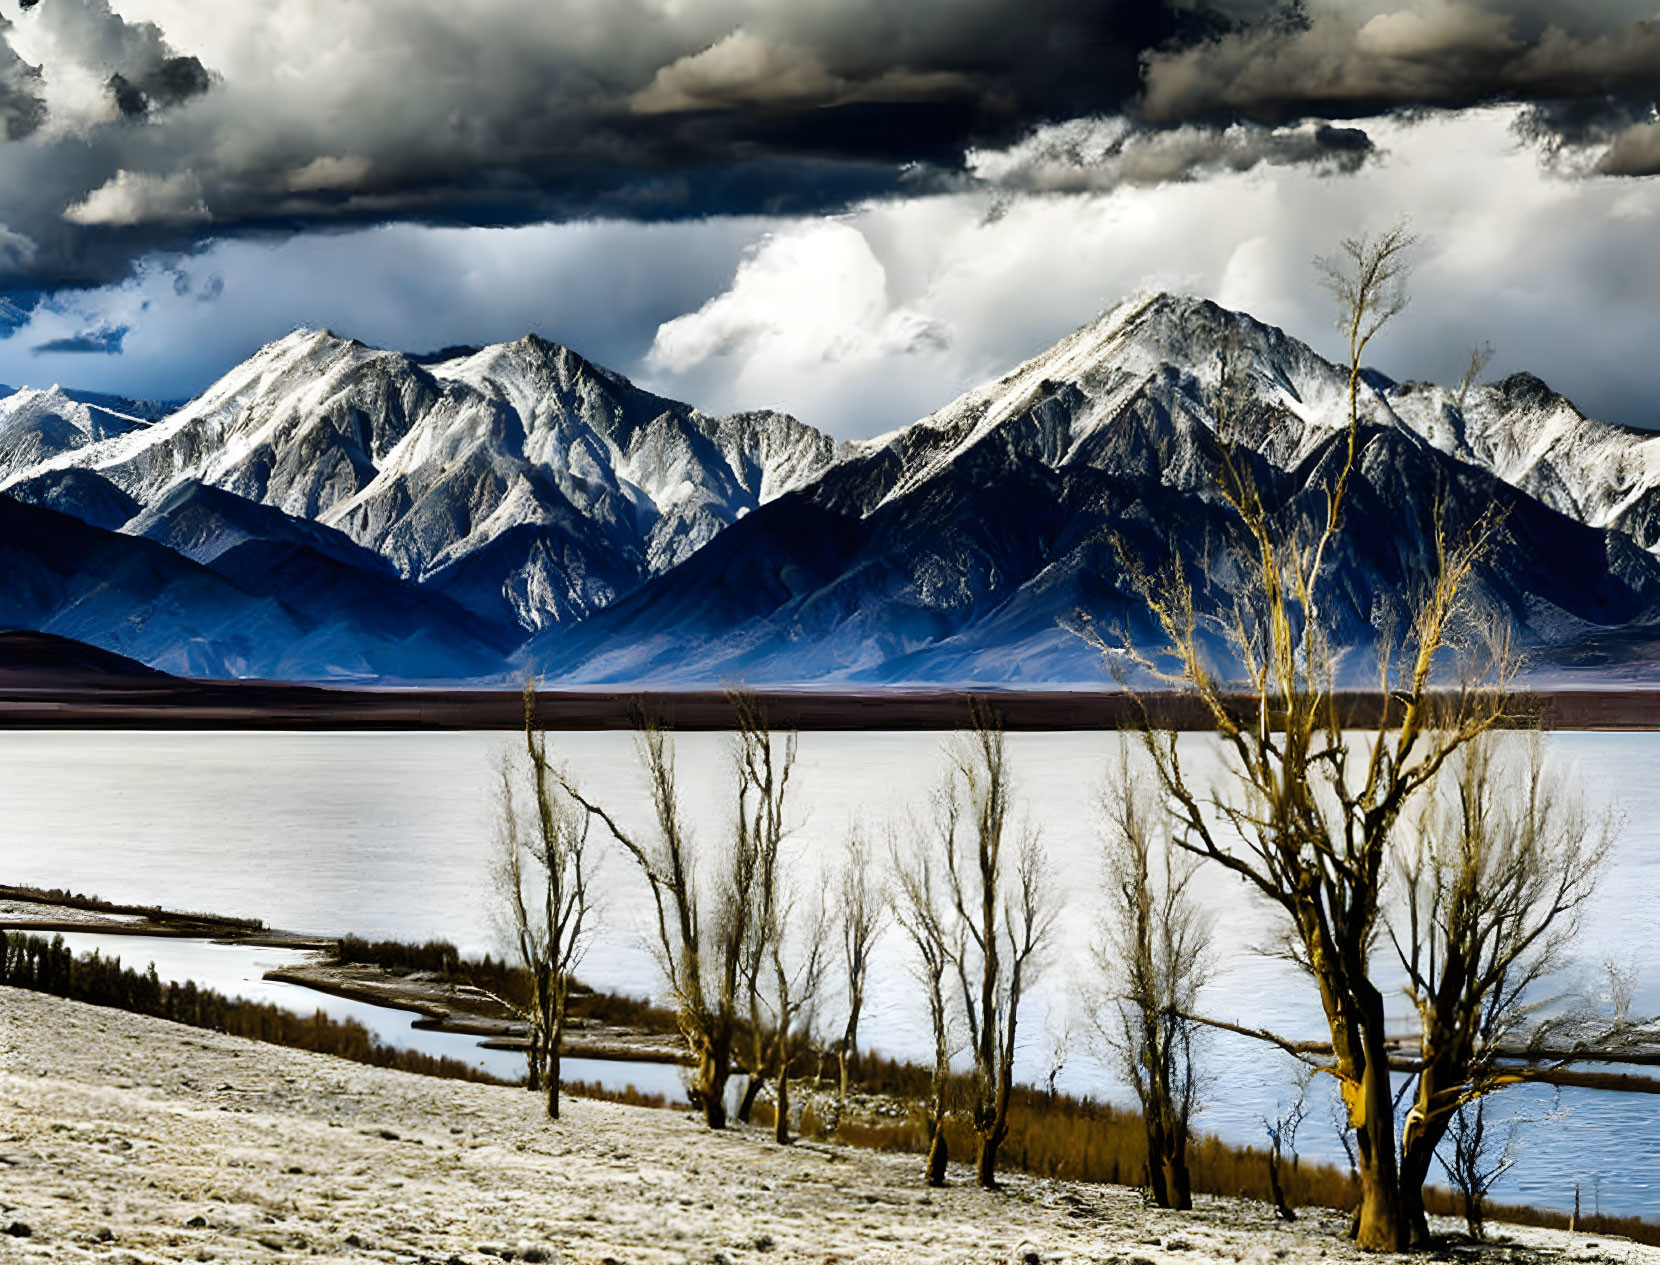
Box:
648, 221, 947, 375
63, 169, 209, 227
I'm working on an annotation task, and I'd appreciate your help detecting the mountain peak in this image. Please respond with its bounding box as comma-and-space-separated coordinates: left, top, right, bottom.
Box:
5, 292, 1660, 684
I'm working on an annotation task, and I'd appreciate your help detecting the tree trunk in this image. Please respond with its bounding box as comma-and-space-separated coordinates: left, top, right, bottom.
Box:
774, 1067, 791, 1145
545, 1045, 561, 1121
736, 1021, 767, 1123
925, 1117, 949, 1187
1350, 1021, 1408, 1250
1267, 1149, 1296, 1221
976, 1127, 1004, 1188
1399, 1109, 1453, 1247
1143, 1106, 1172, 1208
693, 1042, 729, 1129
699, 1082, 728, 1128
837, 1047, 851, 1124
1468, 1199, 1486, 1241
1163, 1151, 1193, 1213
737, 1075, 765, 1123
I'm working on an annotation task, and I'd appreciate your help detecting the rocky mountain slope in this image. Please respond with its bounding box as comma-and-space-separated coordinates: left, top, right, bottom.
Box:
0, 332, 836, 632
1389, 372, 1660, 549
4, 296, 1660, 683
0, 334, 834, 679
526, 294, 1660, 684
0, 494, 510, 680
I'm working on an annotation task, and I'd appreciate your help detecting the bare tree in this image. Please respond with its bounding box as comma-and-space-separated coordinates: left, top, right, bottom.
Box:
831, 820, 889, 1130
1094, 741, 1210, 1210
941, 704, 1058, 1188
1091, 223, 1519, 1250
894, 816, 957, 1187
731, 691, 797, 1124
492, 683, 591, 1119
1042, 1012, 1072, 1102
1316, 221, 1416, 432
1455, 341, 1496, 413
559, 692, 805, 1131
1262, 1069, 1311, 1222
1438, 1094, 1554, 1240
558, 703, 756, 1128
1392, 733, 1616, 1239
764, 883, 830, 1144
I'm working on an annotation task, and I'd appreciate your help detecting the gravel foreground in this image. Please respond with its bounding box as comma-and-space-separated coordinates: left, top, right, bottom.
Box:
0, 989, 1651, 1265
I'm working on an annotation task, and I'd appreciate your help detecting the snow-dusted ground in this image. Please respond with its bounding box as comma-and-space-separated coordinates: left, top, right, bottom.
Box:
0, 989, 1651, 1265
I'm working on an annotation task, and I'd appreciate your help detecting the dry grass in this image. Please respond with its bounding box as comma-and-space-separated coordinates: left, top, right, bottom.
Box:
821, 1086, 1360, 1206
804, 1073, 1660, 1247
564, 1079, 686, 1111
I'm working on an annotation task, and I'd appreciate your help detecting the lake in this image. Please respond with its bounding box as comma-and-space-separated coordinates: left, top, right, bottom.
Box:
0, 729, 1655, 1218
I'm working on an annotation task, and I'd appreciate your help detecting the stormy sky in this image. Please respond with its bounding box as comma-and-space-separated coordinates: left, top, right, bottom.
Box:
0, 0, 1657, 435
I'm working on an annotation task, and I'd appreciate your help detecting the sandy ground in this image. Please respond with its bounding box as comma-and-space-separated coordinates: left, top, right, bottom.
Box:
0, 988, 1652, 1265
0, 902, 152, 932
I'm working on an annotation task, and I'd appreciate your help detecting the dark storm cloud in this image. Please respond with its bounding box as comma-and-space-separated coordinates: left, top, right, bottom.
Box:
965, 116, 1374, 193
108, 55, 209, 117
0, 18, 43, 140
1140, 1, 1660, 172
1597, 122, 1660, 177
0, 0, 1222, 291
1513, 98, 1660, 177
32, 322, 126, 353
0, 0, 1656, 301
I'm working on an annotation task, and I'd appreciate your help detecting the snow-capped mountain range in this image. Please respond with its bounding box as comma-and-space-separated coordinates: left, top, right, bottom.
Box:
4, 295, 1660, 683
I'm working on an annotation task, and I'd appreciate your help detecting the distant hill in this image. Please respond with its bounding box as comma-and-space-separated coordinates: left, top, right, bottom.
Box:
0, 629, 169, 682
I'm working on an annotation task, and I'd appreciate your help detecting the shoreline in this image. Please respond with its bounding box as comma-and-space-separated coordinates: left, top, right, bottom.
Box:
0, 892, 693, 1060
264, 961, 689, 1065
0, 884, 332, 949
11, 890, 1660, 1085
7, 682, 1660, 730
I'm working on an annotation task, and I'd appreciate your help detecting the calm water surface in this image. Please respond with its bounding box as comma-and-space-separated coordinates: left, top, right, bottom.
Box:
0, 730, 1654, 1217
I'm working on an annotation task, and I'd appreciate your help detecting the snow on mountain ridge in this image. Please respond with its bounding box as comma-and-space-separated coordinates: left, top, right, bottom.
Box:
527, 294, 1660, 687
827, 291, 1379, 521
822, 290, 1660, 558
0, 326, 838, 632
7, 295, 1660, 684
1386, 372, 1660, 552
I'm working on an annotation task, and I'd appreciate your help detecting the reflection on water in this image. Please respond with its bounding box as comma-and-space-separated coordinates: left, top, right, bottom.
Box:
3, 730, 1658, 1217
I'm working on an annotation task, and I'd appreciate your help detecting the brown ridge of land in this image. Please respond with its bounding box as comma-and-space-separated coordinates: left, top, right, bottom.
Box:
260, 963, 499, 1027
0, 895, 684, 1056
0, 885, 332, 948
266, 961, 693, 1064
7, 679, 1660, 729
